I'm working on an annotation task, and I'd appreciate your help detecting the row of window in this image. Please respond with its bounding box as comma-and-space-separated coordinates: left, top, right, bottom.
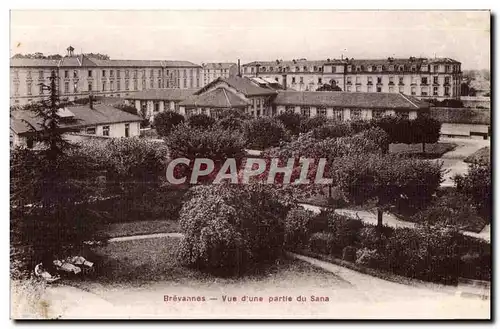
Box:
281, 107, 410, 120
245, 64, 460, 74
85, 124, 130, 137
343, 85, 451, 96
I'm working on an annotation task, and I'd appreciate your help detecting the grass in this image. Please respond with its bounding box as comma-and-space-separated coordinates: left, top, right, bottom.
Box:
71, 236, 348, 289
464, 147, 490, 163
98, 220, 181, 238
389, 142, 456, 159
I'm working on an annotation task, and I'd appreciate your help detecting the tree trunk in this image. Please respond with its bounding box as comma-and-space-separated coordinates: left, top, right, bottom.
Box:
377, 208, 383, 233
328, 185, 332, 198
422, 142, 426, 153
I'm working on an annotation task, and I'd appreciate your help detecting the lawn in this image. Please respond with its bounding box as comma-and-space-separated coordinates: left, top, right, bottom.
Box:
97, 220, 180, 238
389, 142, 456, 158
464, 147, 490, 163
71, 236, 350, 290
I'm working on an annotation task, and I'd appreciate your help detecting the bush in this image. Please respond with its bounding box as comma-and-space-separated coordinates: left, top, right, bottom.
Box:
309, 210, 331, 233
244, 117, 287, 150
216, 110, 250, 132
308, 232, 336, 255
276, 112, 303, 136
178, 184, 289, 275
454, 158, 491, 218
300, 116, 328, 134
284, 208, 315, 249
355, 248, 380, 267
154, 111, 185, 137
311, 123, 353, 139
187, 114, 216, 130
327, 213, 364, 256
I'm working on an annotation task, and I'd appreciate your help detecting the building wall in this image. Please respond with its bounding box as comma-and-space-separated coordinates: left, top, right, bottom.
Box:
10, 65, 202, 106
202, 64, 237, 86
275, 105, 417, 121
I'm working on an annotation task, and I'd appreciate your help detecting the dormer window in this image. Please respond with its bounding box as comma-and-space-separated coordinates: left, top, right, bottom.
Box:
389, 65, 394, 71
411, 65, 416, 72
356, 66, 361, 72
313, 66, 317, 71
303, 66, 308, 72
377, 65, 382, 72
269, 67, 273, 72
372, 65, 377, 71
347, 65, 352, 72
296, 66, 300, 72
399, 66, 404, 72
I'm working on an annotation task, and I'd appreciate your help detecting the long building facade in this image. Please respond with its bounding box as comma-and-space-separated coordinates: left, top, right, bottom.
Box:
10, 46, 202, 106
242, 57, 461, 100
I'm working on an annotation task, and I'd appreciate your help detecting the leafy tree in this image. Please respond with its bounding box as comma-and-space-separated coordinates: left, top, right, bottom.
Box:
187, 113, 216, 130
454, 158, 491, 219
300, 116, 328, 134
330, 154, 443, 233
243, 117, 287, 150
276, 112, 302, 136
311, 122, 353, 139
178, 184, 289, 275
153, 111, 185, 137
410, 115, 441, 153
316, 80, 343, 91
215, 109, 251, 132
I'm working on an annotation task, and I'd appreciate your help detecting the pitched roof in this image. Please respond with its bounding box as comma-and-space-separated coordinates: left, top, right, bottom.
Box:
197, 76, 278, 97
272, 91, 429, 110
243, 59, 342, 67
202, 62, 237, 70
59, 55, 98, 67
125, 88, 198, 101
10, 58, 59, 67
11, 104, 142, 135
179, 87, 250, 108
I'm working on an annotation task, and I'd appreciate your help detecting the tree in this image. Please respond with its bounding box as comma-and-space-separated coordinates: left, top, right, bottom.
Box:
300, 116, 328, 134
215, 109, 251, 132
243, 117, 287, 150
153, 111, 185, 137
410, 115, 441, 153
330, 154, 443, 233
187, 113, 216, 130
454, 158, 491, 219
276, 112, 303, 136
316, 80, 342, 91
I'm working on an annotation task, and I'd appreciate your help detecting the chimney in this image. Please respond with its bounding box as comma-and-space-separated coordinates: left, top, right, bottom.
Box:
238, 59, 241, 77
282, 74, 287, 90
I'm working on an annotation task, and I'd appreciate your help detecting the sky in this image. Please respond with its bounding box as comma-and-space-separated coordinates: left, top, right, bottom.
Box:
10, 10, 491, 70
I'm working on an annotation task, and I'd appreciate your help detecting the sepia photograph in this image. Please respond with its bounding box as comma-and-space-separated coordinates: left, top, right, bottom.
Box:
9, 9, 491, 320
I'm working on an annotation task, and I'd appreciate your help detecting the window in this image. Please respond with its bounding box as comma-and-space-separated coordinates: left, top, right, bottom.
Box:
117, 70, 121, 78
411, 86, 416, 95
86, 127, 96, 135
356, 66, 361, 72
373, 111, 384, 119
110, 70, 114, 77
351, 109, 362, 120
150, 79, 154, 88
158, 69, 162, 76
411, 76, 417, 85
134, 70, 138, 78
445, 65, 450, 73
88, 70, 92, 78
318, 78, 322, 84
73, 70, 78, 78
399, 65, 404, 72
347, 76, 352, 84
376, 86, 382, 92
433, 76, 439, 84
399, 86, 404, 93
444, 86, 450, 96
150, 69, 154, 77
13, 70, 19, 79
125, 80, 129, 90
299, 77, 304, 84
103, 126, 110, 136
433, 86, 439, 96
399, 76, 404, 85
389, 76, 394, 85
102, 82, 106, 91
317, 107, 327, 116
421, 87, 428, 96
411, 65, 416, 72
332, 109, 343, 121
39, 85, 44, 95
102, 70, 106, 77
183, 79, 187, 88
38, 70, 43, 79
26, 137, 34, 149
347, 65, 352, 72
377, 77, 382, 84
27, 70, 32, 78
367, 76, 373, 84
389, 86, 395, 93
134, 80, 138, 90
303, 66, 308, 72
88, 83, 93, 91
347, 86, 352, 92
117, 81, 121, 91
372, 66, 376, 72
398, 112, 409, 120
377, 65, 382, 71
367, 85, 373, 92
142, 79, 146, 89
27, 82, 32, 95
356, 76, 361, 84
444, 76, 450, 85
64, 82, 69, 94
389, 65, 394, 71
433, 65, 439, 72
421, 77, 428, 85
154, 101, 160, 112
356, 85, 361, 92
110, 81, 114, 91
74, 82, 78, 93
64, 70, 69, 78
285, 106, 295, 114
251, 67, 255, 73
14, 83, 19, 95
291, 77, 296, 84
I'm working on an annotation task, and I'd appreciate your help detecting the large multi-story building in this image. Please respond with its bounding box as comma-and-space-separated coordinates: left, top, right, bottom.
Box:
201, 62, 238, 86
10, 46, 202, 106
242, 57, 462, 100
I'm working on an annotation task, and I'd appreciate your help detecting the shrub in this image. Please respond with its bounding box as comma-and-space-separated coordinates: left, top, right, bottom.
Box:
327, 213, 364, 256
178, 184, 289, 275
357, 127, 390, 153
284, 208, 315, 249
454, 158, 491, 219
308, 232, 336, 255
300, 116, 328, 134
154, 111, 185, 137
355, 248, 380, 267
187, 114, 216, 130
216, 110, 250, 132
244, 117, 287, 150
342, 246, 357, 262
276, 112, 303, 136
311, 123, 353, 139
309, 210, 331, 233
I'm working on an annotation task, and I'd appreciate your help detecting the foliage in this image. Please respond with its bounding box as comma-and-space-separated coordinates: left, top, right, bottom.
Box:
215, 109, 251, 132
454, 158, 491, 218
316, 83, 342, 91
114, 103, 139, 116
300, 116, 328, 134
187, 114, 216, 130
243, 117, 287, 150
275, 112, 303, 136
330, 154, 443, 211
153, 111, 185, 137
464, 147, 490, 164
284, 208, 315, 249
178, 184, 289, 275
427, 98, 464, 108
308, 232, 336, 255
311, 122, 353, 139
325, 212, 364, 257
410, 191, 487, 232
358, 127, 390, 153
